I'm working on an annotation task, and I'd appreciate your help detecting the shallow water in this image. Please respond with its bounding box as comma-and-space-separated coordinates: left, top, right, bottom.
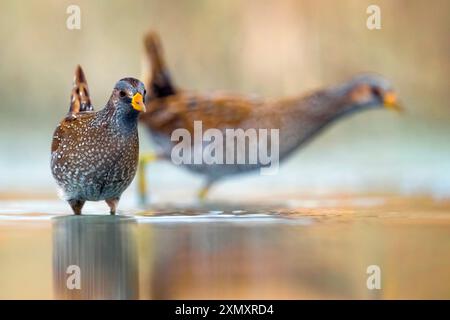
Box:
0, 195, 449, 299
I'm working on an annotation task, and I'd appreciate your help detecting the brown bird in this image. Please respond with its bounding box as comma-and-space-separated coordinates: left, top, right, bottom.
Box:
138, 31, 401, 201
51, 66, 146, 215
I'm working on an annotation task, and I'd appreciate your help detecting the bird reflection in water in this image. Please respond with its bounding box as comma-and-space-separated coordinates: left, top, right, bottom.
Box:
142, 221, 359, 299
52, 215, 139, 299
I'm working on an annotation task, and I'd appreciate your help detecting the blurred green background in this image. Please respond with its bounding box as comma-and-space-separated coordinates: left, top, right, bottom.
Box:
0, 0, 449, 199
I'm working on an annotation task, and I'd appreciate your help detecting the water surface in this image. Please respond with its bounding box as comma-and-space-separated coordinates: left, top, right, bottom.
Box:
0, 195, 449, 299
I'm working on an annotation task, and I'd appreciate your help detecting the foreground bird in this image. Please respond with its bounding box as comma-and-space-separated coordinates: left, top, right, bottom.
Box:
139, 31, 401, 200
51, 66, 146, 214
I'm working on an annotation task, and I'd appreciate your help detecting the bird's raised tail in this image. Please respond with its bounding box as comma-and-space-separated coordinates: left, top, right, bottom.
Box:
69, 65, 93, 114
143, 31, 176, 100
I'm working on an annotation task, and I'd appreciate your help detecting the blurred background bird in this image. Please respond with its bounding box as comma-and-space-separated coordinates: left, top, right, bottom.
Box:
51, 66, 146, 214
138, 31, 401, 202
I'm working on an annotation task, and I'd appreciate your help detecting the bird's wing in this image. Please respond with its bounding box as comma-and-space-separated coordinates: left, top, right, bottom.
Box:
142, 92, 263, 135
143, 31, 177, 100
51, 112, 96, 154
69, 65, 93, 114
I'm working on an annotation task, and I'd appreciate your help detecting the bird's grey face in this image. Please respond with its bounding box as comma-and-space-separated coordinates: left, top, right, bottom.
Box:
113, 78, 146, 112
347, 74, 402, 112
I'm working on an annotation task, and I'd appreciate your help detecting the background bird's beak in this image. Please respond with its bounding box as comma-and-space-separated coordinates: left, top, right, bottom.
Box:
383, 91, 403, 112
131, 93, 146, 112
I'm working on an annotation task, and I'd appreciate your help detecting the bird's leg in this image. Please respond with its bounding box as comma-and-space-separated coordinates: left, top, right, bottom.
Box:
106, 197, 120, 215
198, 178, 217, 201
68, 199, 85, 215
138, 152, 162, 205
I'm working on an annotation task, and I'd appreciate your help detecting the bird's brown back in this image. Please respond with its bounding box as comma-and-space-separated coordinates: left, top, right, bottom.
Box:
140, 91, 268, 135
51, 112, 97, 154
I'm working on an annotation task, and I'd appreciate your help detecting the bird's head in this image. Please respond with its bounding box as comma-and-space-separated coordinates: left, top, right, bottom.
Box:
111, 78, 147, 113
345, 74, 402, 112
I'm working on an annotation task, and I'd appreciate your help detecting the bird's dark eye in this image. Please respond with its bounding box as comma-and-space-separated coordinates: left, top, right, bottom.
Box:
372, 87, 382, 97
119, 90, 127, 98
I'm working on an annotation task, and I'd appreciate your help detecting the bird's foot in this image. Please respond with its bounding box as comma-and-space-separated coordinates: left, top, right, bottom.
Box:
198, 180, 216, 201
106, 198, 120, 215
198, 187, 209, 201
197, 178, 218, 201
68, 199, 85, 215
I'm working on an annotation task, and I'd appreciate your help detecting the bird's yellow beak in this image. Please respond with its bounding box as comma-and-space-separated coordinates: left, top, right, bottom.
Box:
131, 93, 146, 112
383, 91, 403, 112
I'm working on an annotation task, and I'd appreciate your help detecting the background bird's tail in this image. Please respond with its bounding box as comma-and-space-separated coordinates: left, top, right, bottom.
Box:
69, 65, 93, 113
143, 31, 176, 100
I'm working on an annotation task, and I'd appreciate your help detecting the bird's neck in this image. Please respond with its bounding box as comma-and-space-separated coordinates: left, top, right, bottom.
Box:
275, 85, 364, 152
288, 86, 355, 125
99, 101, 139, 134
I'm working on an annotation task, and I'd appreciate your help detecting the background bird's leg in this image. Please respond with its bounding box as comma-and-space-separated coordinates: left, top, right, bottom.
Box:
138, 152, 162, 205
106, 198, 120, 215
198, 178, 217, 201
68, 199, 85, 215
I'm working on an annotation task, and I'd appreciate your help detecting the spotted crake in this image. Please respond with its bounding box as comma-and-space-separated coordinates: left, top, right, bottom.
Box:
51, 65, 146, 214
139, 31, 401, 200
